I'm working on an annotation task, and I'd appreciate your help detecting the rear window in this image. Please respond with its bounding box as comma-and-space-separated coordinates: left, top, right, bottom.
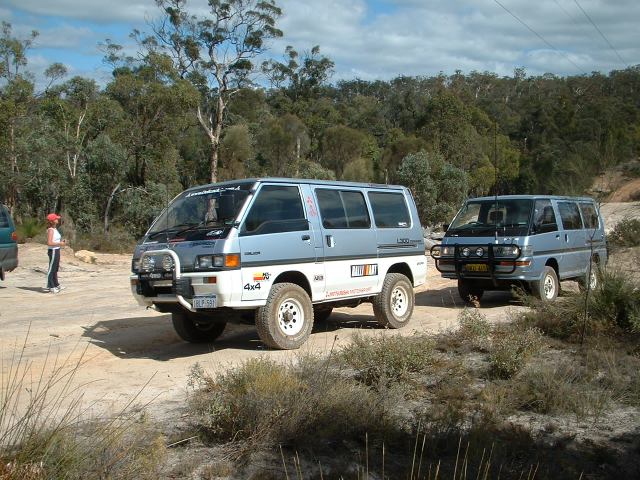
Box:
0, 207, 9, 228
558, 202, 583, 230
368, 192, 411, 228
316, 189, 371, 229
579, 202, 599, 229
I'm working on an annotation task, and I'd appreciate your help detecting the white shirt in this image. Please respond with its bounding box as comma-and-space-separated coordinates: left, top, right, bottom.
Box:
48, 227, 61, 250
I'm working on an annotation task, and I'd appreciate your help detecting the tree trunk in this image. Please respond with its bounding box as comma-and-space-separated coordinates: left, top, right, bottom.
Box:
104, 183, 121, 234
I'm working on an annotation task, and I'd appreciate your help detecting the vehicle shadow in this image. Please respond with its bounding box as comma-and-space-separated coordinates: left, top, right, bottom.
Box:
416, 287, 521, 309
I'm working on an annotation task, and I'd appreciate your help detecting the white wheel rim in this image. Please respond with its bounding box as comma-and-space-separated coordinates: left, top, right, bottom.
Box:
391, 285, 409, 317
543, 274, 556, 299
278, 297, 304, 336
589, 271, 597, 290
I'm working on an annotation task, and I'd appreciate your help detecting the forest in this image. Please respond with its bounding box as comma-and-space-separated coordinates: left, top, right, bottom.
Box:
1, 0, 639, 242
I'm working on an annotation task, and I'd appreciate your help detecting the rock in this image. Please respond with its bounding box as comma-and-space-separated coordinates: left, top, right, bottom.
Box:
75, 250, 98, 264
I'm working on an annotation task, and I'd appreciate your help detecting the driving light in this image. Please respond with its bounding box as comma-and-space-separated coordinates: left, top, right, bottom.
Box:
161, 254, 174, 271
475, 247, 485, 257
431, 246, 441, 258
461, 247, 471, 257
141, 256, 155, 272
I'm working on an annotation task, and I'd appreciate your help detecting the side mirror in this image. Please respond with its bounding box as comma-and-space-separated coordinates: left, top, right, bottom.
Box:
442, 224, 449, 232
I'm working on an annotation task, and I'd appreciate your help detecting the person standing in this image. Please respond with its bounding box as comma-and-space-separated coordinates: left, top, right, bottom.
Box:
46, 213, 66, 293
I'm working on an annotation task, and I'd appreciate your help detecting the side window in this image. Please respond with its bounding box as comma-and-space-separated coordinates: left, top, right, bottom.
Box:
0, 207, 8, 228
579, 202, 599, 229
241, 185, 307, 236
368, 192, 411, 228
558, 201, 583, 230
316, 189, 371, 229
532, 199, 557, 234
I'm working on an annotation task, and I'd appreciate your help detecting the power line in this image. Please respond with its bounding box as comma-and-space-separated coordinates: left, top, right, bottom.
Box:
493, 0, 587, 75
572, 0, 629, 68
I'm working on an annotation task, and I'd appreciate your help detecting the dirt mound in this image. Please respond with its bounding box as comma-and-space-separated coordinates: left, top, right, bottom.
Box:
599, 202, 640, 232
608, 177, 640, 202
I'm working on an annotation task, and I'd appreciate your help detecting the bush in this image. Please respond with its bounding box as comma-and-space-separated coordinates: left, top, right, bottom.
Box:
608, 218, 640, 248
187, 357, 405, 449
72, 226, 138, 254
589, 268, 640, 332
15, 218, 45, 243
337, 333, 435, 387
489, 327, 544, 379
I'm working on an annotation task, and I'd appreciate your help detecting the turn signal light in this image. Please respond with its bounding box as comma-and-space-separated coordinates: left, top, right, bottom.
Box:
225, 254, 240, 268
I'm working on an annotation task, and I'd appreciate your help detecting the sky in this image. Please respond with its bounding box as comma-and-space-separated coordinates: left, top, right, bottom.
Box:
2, 0, 639, 89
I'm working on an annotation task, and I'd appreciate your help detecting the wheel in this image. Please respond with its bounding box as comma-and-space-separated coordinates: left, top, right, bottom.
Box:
0, 267, 4, 281
256, 283, 314, 349
530, 266, 559, 302
578, 262, 598, 293
172, 311, 227, 343
457, 280, 484, 304
313, 305, 333, 323
373, 273, 414, 328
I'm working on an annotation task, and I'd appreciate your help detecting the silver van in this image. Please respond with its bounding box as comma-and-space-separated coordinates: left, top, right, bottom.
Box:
131, 178, 427, 349
0, 204, 18, 281
430, 195, 607, 302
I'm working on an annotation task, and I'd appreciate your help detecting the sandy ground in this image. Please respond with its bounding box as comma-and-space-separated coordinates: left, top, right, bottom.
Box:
0, 243, 525, 421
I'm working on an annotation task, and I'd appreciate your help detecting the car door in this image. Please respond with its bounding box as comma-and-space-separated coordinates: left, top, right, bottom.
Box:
314, 187, 379, 299
238, 183, 317, 301
556, 200, 585, 278
579, 201, 605, 267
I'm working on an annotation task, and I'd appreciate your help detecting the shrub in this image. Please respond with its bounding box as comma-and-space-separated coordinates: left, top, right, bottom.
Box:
15, 218, 45, 243
187, 357, 404, 449
489, 327, 544, 379
72, 225, 138, 254
588, 268, 640, 332
608, 218, 640, 248
337, 333, 435, 386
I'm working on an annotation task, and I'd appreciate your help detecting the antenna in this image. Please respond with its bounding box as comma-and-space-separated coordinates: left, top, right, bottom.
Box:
494, 119, 499, 242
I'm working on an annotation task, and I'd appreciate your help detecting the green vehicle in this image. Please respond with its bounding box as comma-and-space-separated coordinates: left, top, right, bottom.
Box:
0, 204, 18, 281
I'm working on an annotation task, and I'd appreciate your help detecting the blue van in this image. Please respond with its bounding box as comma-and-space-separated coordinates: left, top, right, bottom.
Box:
0, 204, 18, 281
131, 178, 427, 349
430, 195, 607, 302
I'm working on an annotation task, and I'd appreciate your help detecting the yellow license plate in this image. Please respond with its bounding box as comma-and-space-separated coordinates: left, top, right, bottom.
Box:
465, 264, 489, 272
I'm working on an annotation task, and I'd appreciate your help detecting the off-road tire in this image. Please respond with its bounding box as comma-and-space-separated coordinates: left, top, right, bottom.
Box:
531, 266, 559, 302
256, 283, 313, 349
373, 273, 414, 328
457, 280, 484, 304
0, 267, 4, 281
313, 305, 333, 323
172, 311, 227, 343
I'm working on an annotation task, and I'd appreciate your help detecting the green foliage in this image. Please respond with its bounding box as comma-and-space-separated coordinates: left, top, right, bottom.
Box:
489, 327, 544, 379
396, 150, 468, 225
15, 218, 44, 243
608, 218, 640, 248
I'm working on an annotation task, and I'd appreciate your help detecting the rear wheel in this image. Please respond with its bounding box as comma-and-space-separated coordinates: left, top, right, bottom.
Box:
457, 280, 484, 304
0, 267, 4, 281
172, 311, 227, 343
578, 261, 598, 293
373, 273, 414, 328
531, 266, 559, 302
256, 283, 314, 349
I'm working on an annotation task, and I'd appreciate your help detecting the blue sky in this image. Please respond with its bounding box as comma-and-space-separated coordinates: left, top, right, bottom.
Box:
2, 0, 638, 89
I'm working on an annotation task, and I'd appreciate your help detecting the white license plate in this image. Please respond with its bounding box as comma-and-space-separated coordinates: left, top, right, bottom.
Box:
193, 295, 217, 309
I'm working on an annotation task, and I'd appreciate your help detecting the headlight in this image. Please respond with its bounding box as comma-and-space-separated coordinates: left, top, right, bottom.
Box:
432, 246, 441, 258
132, 259, 140, 272
197, 256, 213, 269
475, 247, 485, 257
213, 255, 225, 267
442, 246, 454, 256
461, 247, 471, 257
141, 256, 155, 272
161, 255, 174, 271
494, 245, 520, 258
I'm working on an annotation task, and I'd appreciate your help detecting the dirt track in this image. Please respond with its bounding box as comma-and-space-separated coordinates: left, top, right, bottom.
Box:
0, 244, 524, 420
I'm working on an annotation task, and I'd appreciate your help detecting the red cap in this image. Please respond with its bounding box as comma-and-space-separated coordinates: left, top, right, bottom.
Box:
46, 213, 61, 222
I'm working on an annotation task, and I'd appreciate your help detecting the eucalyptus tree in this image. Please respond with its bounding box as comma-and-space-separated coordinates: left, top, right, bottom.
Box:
148, 0, 283, 183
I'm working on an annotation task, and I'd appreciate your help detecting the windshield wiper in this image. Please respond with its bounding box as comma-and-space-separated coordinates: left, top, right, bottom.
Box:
147, 223, 196, 240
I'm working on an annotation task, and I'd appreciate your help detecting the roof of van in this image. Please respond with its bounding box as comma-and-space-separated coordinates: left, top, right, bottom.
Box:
183, 177, 407, 193
468, 195, 596, 202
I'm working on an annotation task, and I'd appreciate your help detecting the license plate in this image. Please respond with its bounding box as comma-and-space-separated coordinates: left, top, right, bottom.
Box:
465, 264, 489, 272
193, 295, 217, 309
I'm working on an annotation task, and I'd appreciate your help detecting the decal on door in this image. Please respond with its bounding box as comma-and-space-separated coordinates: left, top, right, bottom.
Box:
253, 272, 271, 281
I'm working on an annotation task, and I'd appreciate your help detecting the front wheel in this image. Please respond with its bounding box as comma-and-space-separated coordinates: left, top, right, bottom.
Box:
172, 311, 227, 343
530, 266, 559, 302
373, 273, 414, 328
256, 283, 314, 349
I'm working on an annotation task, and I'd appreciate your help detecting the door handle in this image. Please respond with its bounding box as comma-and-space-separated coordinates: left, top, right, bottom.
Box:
301, 234, 311, 241
564, 234, 569, 242
326, 235, 335, 248
555, 234, 560, 239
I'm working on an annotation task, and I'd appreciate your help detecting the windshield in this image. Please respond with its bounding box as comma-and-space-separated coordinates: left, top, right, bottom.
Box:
147, 184, 251, 237
447, 199, 533, 237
